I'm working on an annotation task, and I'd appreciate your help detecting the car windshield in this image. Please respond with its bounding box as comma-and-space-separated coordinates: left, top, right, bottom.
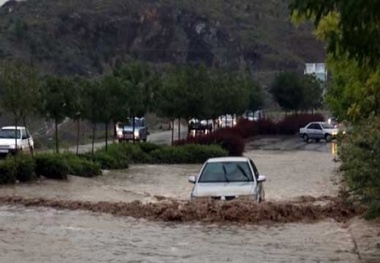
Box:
125, 119, 143, 127
0, 129, 21, 139
198, 161, 253, 183
322, 123, 335, 129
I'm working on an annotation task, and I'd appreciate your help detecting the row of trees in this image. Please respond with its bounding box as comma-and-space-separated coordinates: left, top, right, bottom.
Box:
0, 61, 263, 154
270, 72, 324, 113
290, 0, 380, 217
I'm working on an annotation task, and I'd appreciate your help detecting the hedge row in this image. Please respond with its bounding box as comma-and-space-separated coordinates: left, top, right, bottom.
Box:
0, 143, 228, 185
0, 153, 102, 184
85, 142, 228, 167
175, 114, 325, 155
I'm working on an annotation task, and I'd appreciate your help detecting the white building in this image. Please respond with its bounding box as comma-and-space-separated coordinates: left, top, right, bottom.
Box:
304, 63, 328, 94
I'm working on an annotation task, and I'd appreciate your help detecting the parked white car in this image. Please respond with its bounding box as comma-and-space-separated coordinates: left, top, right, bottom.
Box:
188, 157, 266, 202
299, 122, 339, 143
242, 110, 265, 121
216, 114, 237, 128
0, 126, 34, 155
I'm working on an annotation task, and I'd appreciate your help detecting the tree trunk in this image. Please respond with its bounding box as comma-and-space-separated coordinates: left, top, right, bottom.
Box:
171, 120, 174, 145
91, 123, 96, 159
132, 116, 136, 144
55, 118, 59, 154
76, 118, 80, 155
105, 121, 109, 151
113, 120, 117, 141
178, 118, 181, 140
23, 117, 33, 157
14, 117, 18, 155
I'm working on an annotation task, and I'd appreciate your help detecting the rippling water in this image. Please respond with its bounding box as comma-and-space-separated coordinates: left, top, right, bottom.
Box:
0, 206, 360, 263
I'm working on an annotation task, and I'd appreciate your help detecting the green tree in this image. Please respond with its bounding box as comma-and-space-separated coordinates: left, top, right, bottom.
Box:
114, 62, 154, 142
82, 80, 103, 156
270, 72, 304, 113
99, 75, 124, 150
290, 0, 380, 67
0, 61, 40, 152
39, 76, 75, 153
301, 74, 323, 112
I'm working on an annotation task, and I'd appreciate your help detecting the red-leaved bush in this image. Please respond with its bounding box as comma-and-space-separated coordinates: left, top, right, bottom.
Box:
176, 114, 325, 155
277, 113, 325, 135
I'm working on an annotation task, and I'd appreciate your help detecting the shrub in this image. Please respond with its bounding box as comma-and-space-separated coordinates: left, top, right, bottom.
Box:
61, 153, 102, 177
139, 142, 163, 153
236, 119, 278, 137
35, 153, 69, 180
338, 116, 380, 218
151, 144, 227, 164
86, 152, 121, 170
122, 144, 153, 164
175, 130, 245, 156
277, 113, 325, 135
151, 146, 189, 164
0, 157, 17, 184
104, 143, 151, 164
68, 158, 102, 178
182, 144, 227, 163
13, 154, 37, 182
0, 155, 36, 184
88, 144, 131, 169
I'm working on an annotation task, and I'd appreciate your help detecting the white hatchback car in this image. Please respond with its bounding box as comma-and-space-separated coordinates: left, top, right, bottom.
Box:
0, 126, 34, 155
188, 157, 266, 202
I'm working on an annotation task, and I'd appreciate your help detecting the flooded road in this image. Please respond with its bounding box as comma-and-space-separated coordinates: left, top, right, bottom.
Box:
0, 150, 339, 203
0, 205, 360, 263
1, 137, 379, 262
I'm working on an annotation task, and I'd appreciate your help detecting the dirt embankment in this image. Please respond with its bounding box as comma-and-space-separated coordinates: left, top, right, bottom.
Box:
0, 195, 365, 225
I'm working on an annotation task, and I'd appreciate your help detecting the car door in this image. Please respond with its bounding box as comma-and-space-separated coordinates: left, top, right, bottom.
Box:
306, 123, 317, 139
314, 123, 323, 139
20, 129, 29, 150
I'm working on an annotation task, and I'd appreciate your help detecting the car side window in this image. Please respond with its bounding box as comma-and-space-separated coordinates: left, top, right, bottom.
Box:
315, 124, 322, 130
307, 124, 315, 129
249, 159, 259, 179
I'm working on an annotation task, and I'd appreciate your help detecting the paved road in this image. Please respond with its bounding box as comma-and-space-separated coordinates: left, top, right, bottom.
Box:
63, 124, 188, 154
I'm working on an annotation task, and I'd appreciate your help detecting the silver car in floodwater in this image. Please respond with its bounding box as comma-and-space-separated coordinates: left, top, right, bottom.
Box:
188, 157, 266, 202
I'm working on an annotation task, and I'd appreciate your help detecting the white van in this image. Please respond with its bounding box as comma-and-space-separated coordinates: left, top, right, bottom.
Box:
0, 126, 34, 155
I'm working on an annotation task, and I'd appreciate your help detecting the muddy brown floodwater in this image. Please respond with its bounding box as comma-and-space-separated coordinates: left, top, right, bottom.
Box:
0, 206, 364, 263
1, 138, 379, 263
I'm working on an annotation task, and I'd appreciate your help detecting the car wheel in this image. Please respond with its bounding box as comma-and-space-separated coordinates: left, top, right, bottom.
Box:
316, 139, 320, 143
303, 134, 309, 143
325, 134, 332, 142
143, 138, 147, 142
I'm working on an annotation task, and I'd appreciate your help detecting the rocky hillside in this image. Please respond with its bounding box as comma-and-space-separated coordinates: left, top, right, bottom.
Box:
0, 0, 324, 83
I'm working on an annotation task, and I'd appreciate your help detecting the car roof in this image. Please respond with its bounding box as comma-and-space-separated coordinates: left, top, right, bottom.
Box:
309, 122, 326, 125
1, 126, 26, 130
207, 156, 249, 163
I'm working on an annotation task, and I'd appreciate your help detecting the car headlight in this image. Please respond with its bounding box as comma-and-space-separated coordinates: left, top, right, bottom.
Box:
117, 130, 123, 137
332, 131, 338, 136
9, 144, 21, 149
134, 131, 139, 138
